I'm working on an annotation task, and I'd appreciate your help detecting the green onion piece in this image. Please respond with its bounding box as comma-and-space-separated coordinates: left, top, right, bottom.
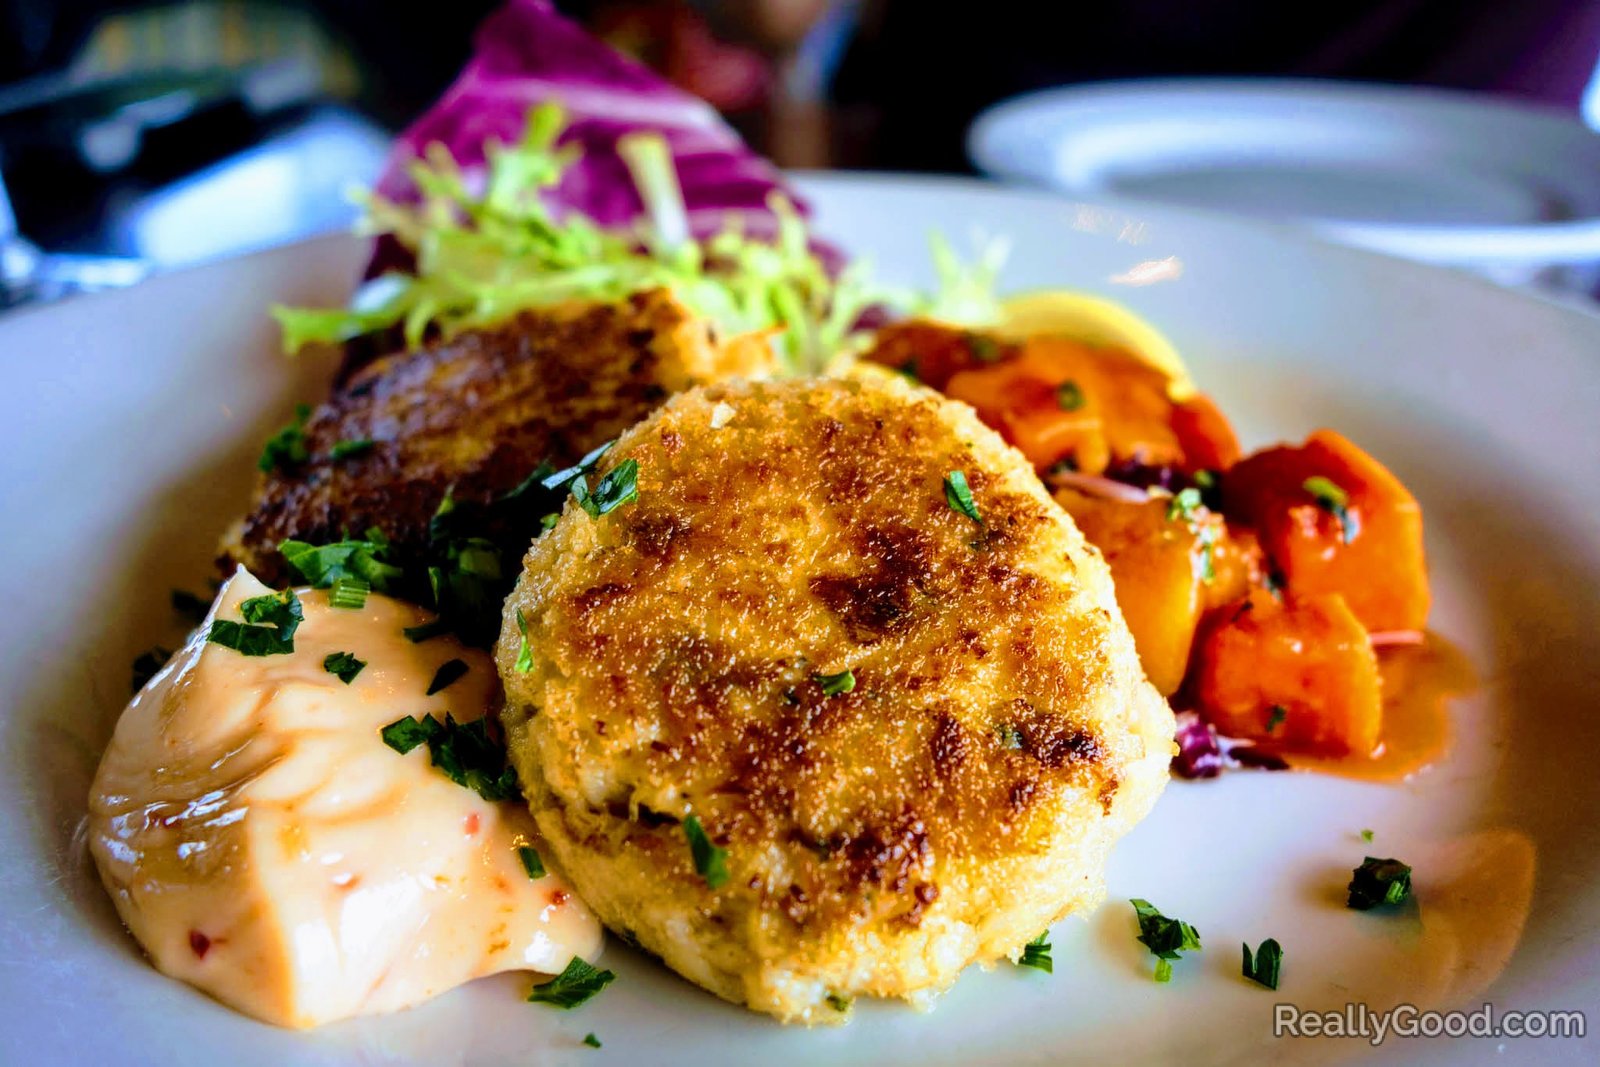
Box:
426, 658, 470, 696
527, 956, 616, 1009
519, 845, 546, 880
257, 403, 311, 473
514, 608, 535, 673
683, 815, 730, 889
1360, 828, 1375, 843
582, 1033, 602, 1049
825, 993, 853, 1012
380, 714, 440, 755
1056, 380, 1085, 411
1303, 475, 1361, 544
1018, 931, 1053, 973
378, 713, 519, 802
1266, 705, 1287, 733
1347, 856, 1413, 910
329, 438, 375, 461
1166, 486, 1203, 523
207, 589, 302, 657
403, 618, 452, 643
1242, 938, 1283, 990
943, 470, 982, 524
574, 458, 640, 519
1130, 898, 1201, 982
323, 651, 365, 684
814, 670, 855, 697
328, 576, 370, 610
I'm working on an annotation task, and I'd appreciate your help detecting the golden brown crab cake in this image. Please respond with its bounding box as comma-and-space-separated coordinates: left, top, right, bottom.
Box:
495, 376, 1173, 1024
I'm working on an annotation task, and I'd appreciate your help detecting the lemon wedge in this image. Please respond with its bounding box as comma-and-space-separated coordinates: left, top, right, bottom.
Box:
996, 290, 1197, 400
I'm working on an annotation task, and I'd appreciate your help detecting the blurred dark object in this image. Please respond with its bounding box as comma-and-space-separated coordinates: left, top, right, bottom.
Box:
831, 0, 1600, 171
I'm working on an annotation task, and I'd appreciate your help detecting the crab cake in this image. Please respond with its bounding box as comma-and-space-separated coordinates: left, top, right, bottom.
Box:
223, 288, 774, 585
495, 376, 1174, 1024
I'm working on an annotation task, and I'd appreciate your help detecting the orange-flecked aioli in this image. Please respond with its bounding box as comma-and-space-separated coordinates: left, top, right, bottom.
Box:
88, 570, 602, 1029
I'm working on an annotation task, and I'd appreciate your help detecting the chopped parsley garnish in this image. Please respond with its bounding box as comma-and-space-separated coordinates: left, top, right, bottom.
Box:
329, 438, 375, 461
527, 956, 616, 1009
583, 1033, 602, 1049
328, 576, 370, 610
280, 533, 403, 592
514, 608, 534, 673
995, 722, 1023, 749
826, 993, 853, 1012
815, 669, 855, 697
683, 815, 730, 889
131, 646, 172, 692
1130, 898, 1201, 982
1303, 476, 1361, 544
572, 458, 640, 519
1360, 828, 1375, 842
258, 403, 312, 473
206, 589, 303, 656
1242, 938, 1283, 990
1193, 469, 1217, 490
943, 470, 982, 524
519, 845, 546, 880
378, 713, 520, 801
323, 651, 365, 684
1166, 488, 1217, 583
170, 589, 210, 625
1266, 705, 1287, 733
1347, 856, 1413, 910
403, 618, 453, 643
1018, 931, 1053, 973
1056, 379, 1085, 411
533, 441, 611, 498
1166, 487, 1203, 523
426, 657, 470, 695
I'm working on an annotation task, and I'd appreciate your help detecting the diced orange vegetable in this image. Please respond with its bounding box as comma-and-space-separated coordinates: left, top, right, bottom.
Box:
1192, 589, 1382, 757
1205, 522, 1265, 611
1057, 488, 1221, 696
861, 320, 1014, 390
1172, 393, 1241, 471
1223, 429, 1429, 632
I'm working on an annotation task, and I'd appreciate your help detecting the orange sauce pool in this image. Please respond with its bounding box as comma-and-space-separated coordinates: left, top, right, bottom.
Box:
1282, 632, 1476, 781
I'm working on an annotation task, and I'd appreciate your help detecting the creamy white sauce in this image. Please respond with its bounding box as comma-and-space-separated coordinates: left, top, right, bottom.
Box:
88, 570, 601, 1029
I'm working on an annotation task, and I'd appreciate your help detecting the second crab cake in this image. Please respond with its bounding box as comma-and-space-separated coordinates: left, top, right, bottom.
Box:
496, 376, 1174, 1024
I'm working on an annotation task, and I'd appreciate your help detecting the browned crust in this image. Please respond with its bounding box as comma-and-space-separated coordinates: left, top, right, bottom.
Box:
223, 289, 770, 584
501, 378, 1165, 945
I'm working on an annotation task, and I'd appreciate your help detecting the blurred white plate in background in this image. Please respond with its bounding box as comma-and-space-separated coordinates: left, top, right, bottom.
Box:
969, 79, 1600, 289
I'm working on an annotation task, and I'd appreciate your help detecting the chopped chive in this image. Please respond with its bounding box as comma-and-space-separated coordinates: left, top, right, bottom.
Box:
427, 658, 470, 695
814, 669, 855, 697
1241, 938, 1283, 990
1303, 476, 1361, 544
514, 608, 534, 673
328, 576, 370, 610
825, 993, 853, 1012
527, 957, 616, 1009
683, 815, 729, 889
1018, 931, 1053, 973
943, 470, 982, 524
582, 1033, 602, 1048
1130, 898, 1201, 982
1265, 705, 1287, 733
323, 651, 365, 684
329, 438, 375, 461
519, 845, 546, 880
1347, 857, 1413, 910
403, 618, 452, 643
1055, 379, 1085, 411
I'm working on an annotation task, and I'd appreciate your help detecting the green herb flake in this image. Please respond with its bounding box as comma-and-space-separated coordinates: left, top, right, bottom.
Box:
1360, 828, 1375, 843
258, 403, 312, 473
965, 332, 1001, 363
378, 713, 520, 801
995, 723, 1023, 750
328, 576, 370, 611
403, 618, 453, 643
826, 993, 853, 1012
1347, 856, 1413, 910
573, 458, 640, 519
519, 845, 546, 880
943, 470, 982, 524
1266, 705, 1287, 733
815, 669, 856, 697
1055, 379, 1085, 411
582, 1033, 602, 1049
207, 589, 303, 657
514, 608, 535, 673
1303, 476, 1361, 544
1242, 938, 1283, 990
683, 815, 730, 889
323, 651, 366, 684
131, 646, 173, 693
1130, 898, 1201, 982
329, 438, 375, 461
279, 535, 403, 592
1165, 486, 1203, 523
426, 657, 470, 696
170, 589, 211, 625
1018, 931, 1053, 973
528, 956, 616, 1009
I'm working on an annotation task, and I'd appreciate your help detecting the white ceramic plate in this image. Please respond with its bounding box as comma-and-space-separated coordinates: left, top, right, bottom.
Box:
3, 175, 1598, 1065
968, 79, 1600, 285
